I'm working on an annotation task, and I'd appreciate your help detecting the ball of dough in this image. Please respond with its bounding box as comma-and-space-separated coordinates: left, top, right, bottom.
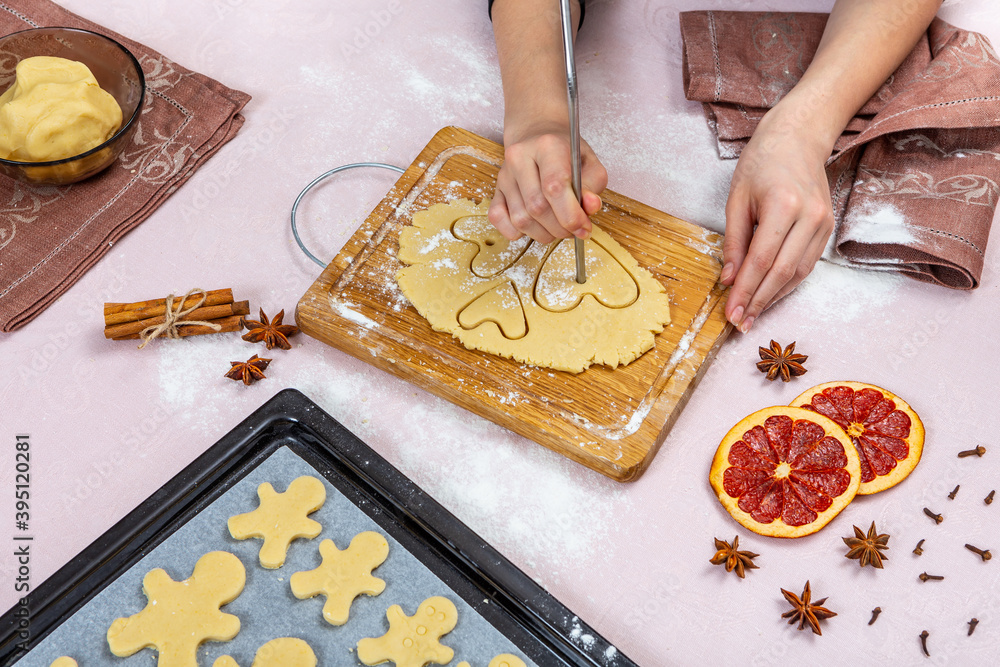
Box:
0, 56, 123, 162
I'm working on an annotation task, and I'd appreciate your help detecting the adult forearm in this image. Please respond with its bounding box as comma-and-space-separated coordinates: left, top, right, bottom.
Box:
770, 0, 942, 158
491, 0, 582, 141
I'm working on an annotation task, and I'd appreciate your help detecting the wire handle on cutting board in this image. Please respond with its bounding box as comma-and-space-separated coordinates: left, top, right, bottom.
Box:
290, 162, 405, 268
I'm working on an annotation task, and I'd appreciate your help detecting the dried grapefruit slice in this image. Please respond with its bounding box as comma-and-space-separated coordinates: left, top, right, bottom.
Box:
710, 406, 861, 538
791, 381, 924, 495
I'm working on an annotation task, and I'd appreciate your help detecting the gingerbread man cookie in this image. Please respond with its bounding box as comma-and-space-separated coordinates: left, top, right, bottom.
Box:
228, 475, 326, 568
457, 655, 527, 667
106, 551, 245, 667
49, 659, 78, 667
290, 531, 389, 625
357, 596, 458, 667
212, 637, 317, 667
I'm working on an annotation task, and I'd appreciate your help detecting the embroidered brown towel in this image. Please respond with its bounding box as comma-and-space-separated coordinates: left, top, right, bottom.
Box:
0, 1, 251, 331
681, 11, 1000, 289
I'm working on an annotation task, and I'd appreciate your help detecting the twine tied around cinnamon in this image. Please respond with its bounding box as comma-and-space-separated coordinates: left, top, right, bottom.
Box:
138, 288, 223, 349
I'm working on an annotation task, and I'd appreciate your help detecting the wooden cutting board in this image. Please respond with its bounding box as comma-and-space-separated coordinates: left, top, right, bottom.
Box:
296, 126, 731, 481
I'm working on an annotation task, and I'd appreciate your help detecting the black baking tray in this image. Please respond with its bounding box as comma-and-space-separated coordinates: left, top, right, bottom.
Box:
0, 388, 634, 666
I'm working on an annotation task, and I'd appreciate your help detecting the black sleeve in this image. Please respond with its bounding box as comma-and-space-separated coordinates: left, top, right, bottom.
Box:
487, 0, 586, 29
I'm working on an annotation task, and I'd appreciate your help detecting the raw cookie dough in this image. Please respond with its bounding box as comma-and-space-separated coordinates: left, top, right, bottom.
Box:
228, 475, 326, 568
396, 199, 671, 373
457, 655, 527, 667
49, 659, 78, 667
290, 531, 389, 625
357, 596, 458, 667
106, 551, 245, 667
0, 56, 122, 162
213, 637, 317, 667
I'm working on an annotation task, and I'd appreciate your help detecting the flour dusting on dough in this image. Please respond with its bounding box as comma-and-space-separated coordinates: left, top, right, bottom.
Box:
418, 229, 454, 254
396, 199, 671, 373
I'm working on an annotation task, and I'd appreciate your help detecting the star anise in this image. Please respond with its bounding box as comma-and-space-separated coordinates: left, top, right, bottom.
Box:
756, 340, 808, 382
710, 535, 760, 578
843, 521, 890, 568
780, 581, 837, 635
225, 354, 271, 385
240, 308, 298, 350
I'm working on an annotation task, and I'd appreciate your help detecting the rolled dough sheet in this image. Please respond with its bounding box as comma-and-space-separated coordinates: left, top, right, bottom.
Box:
397, 199, 671, 373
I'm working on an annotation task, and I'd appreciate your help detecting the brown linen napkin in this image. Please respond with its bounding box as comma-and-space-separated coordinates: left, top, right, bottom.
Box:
681, 11, 1000, 289
0, 1, 251, 331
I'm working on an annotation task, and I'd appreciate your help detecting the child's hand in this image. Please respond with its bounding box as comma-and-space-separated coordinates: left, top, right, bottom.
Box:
489, 124, 607, 244
721, 105, 836, 333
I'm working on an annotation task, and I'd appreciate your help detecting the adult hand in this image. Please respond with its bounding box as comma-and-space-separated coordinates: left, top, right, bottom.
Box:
721, 108, 835, 333
489, 124, 608, 244
719, 0, 942, 334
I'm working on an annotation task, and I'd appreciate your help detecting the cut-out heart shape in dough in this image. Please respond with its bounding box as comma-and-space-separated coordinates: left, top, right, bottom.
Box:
396, 199, 672, 374
457, 281, 527, 340
534, 238, 639, 312
452, 215, 532, 278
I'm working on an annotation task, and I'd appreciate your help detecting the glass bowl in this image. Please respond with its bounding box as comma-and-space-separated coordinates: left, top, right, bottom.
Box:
0, 27, 145, 186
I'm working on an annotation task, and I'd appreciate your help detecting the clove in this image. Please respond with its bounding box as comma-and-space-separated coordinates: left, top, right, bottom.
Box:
923, 507, 943, 524
965, 544, 992, 561
868, 607, 882, 625
957, 445, 986, 458
948, 484, 960, 499
968, 618, 979, 636
920, 630, 930, 657
913, 539, 925, 556
986, 490, 995, 505
919, 572, 945, 582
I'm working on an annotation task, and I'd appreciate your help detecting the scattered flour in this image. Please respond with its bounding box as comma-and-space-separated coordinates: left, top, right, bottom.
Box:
504, 248, 543, 291
537, 283, 577, 309
419, 229, 454, 254
567, 616, 596, 650
534, 241, 616, 309
783, 259, 904, 322
156, 336, 252, 413
153, 335, 290, 438
386, 398, 633, 572
840, 202, 920, 246
332, 300, 378, 330
430, 257, 459, 271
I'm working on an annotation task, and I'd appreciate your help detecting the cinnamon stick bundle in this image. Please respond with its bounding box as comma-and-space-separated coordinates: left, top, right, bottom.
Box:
110, 315, 245, 340
104, 300, 250, 339
104, 288, 247, 344
104, 288, 234, 326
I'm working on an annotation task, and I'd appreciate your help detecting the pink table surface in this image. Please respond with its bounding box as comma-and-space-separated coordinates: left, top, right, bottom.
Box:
3, 1, 999, 664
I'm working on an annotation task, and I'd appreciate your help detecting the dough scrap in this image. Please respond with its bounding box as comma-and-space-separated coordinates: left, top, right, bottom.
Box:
228, 475, 326, 568
357, 596, 458, 667
0, 56, 122, 162
49, 659, 78, 667
106, 551, 245, 667
457, 655, 527, 667
397, 199, 671, 373
290, 531, 389, 625
213, 637, 317, 667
